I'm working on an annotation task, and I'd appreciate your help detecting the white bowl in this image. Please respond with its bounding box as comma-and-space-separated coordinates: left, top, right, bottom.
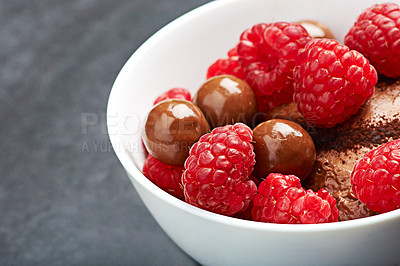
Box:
107, 0, 400, 265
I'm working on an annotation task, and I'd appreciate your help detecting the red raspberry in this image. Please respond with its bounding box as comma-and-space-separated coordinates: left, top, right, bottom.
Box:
142, 154, 184, 200
252, 173, 339, 224
237, 22, 312, 113
351, 140, 400, 213
153, 88, 192, 105
233, 202, 253, 221
206, 46, 246, 80
233, 176, 261, 220
344, 3, 400, 78
182, 123, 257, 216
293, 39, 377, 128
227, 46, 239, 57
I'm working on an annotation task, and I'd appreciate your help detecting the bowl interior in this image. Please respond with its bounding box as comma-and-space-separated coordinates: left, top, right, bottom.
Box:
107, 0, 400, 231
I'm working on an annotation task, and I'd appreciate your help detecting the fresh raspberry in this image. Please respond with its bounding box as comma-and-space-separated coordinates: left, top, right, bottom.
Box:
206, 46, 246, 80
344, 3, 400, 78
153, 88, 192, 105
293, 39, 377, 128
182, 123, 257, 216
351, 140, 400, 213
237, 22, 312, 113
233, 175, 261, 220
142, 154, 184, 200
252, 173, 339, 224
233, 202, 253, 220
227, 46, 239, 57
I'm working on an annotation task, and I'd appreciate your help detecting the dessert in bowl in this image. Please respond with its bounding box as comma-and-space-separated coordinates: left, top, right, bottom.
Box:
107, 0, 400, 265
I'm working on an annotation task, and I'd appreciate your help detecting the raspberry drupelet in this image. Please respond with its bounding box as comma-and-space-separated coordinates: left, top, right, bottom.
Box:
182, 123, 257, 216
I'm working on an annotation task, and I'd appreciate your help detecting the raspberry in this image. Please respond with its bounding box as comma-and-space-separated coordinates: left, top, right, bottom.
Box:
232, 175, 262, 220
234, 202, 253, 220
142, 154, 184, 200
153, 88, 192, 105
182, 123, 257, 216
252, 173, 339, 224
237, 22, 312, 113
206, 46, 246, 80
351, 140, 400, 213
293, 39, 377, 128
344, 3, 400, 78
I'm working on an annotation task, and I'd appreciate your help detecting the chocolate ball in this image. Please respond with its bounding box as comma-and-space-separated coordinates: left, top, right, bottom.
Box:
193, 75, 257, 128
297, 20, 335, 39
253, 119, 316, 181
142, 99, 210, 165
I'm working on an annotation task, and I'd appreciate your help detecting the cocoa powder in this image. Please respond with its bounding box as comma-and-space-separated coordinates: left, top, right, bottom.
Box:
309, 115, 400, 153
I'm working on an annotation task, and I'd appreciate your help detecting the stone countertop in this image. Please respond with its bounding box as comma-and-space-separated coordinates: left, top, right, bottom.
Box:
0, 1, 211, 265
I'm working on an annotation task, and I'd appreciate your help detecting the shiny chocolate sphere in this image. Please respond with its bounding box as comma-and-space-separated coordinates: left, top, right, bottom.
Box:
193, 75, 257, 128
142, 99, 210, 165
297, 20, 335, 39
253, 119, 316, 180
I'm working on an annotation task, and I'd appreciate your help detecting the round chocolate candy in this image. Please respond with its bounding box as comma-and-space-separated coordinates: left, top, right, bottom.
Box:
297, 20, 334, 39
253, 119, 316, 181
193, 75, 257, 128
142, 99, 210, 165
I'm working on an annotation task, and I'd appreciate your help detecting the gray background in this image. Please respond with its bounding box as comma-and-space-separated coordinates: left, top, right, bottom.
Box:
1, 0, 212, 265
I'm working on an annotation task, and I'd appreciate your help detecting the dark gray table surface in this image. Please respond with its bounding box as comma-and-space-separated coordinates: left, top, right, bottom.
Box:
1, 1, 212, 265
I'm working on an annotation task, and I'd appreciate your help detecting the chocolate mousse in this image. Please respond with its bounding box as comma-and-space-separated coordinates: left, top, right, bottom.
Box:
265, 78, 400, 221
